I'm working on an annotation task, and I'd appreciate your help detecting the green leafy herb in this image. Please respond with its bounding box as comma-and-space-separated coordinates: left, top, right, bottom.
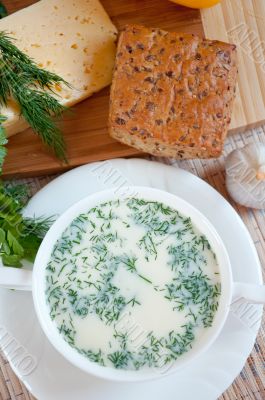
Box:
0, 182, 54, 267
23, 215, 55, 238
0, 32, 69, 161
3, 181, 29, 207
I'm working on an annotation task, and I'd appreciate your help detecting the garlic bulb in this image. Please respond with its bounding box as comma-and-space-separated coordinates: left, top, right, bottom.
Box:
225, 143, 265, 209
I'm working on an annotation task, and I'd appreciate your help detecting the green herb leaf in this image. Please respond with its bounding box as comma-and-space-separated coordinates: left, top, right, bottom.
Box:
7, 230, 24, 256
0, 227, 9, 254
0, 186, 23, 226
0, 182, 53, 267
1, 253, 22, 268
23, 215, 55, 238
3, 182, 29, 209
0, 32, 69, 161
20, 233, 42, 263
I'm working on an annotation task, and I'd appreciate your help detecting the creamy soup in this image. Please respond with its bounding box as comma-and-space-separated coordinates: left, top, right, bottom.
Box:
46, 198, 221, 370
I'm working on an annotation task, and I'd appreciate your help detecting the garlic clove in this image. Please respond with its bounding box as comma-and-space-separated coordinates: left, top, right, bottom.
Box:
225, 143, 265, 209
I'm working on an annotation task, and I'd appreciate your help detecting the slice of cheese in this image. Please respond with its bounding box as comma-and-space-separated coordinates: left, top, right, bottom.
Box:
0, 0, 117, 137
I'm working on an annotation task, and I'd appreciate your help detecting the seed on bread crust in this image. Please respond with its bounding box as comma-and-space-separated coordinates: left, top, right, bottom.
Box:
109, 24, 238, 160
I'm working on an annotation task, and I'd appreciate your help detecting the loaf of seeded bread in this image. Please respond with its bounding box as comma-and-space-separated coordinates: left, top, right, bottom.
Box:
109, 24, 237, 159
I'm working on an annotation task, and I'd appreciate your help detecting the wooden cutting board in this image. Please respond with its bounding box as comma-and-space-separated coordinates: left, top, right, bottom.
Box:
2, 0, 265, 178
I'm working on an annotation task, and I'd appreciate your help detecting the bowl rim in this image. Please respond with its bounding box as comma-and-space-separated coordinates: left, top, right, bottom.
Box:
32, 186, 233, 382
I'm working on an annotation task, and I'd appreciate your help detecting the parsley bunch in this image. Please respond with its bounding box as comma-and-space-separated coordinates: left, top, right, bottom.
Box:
0, 182, 54, 267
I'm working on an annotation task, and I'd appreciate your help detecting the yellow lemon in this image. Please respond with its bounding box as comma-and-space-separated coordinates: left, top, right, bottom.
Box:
170, 0, 221, 8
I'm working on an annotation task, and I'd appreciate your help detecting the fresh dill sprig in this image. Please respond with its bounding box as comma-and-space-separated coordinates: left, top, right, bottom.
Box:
23, 215, 55, 238
0, 32, 69, 161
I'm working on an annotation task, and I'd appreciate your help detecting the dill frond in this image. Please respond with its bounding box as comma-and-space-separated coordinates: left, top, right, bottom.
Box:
0, 32, 69, 161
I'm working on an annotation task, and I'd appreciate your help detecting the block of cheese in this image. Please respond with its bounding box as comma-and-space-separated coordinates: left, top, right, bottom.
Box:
0, 0, 117, 137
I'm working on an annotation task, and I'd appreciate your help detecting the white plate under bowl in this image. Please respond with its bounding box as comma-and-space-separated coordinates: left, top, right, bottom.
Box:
0, 159, 263, 400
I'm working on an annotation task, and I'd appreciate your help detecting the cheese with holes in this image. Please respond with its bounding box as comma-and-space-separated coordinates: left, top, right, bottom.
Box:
0, 0, 117, 137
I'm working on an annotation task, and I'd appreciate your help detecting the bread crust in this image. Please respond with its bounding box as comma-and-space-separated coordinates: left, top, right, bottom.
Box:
109, 24, 238, 159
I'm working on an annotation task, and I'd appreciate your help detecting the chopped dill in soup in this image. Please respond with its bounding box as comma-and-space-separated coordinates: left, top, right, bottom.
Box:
46, 198, 221, 370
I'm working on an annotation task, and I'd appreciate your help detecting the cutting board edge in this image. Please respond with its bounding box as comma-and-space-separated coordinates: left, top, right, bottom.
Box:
2, 151, 145, 179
